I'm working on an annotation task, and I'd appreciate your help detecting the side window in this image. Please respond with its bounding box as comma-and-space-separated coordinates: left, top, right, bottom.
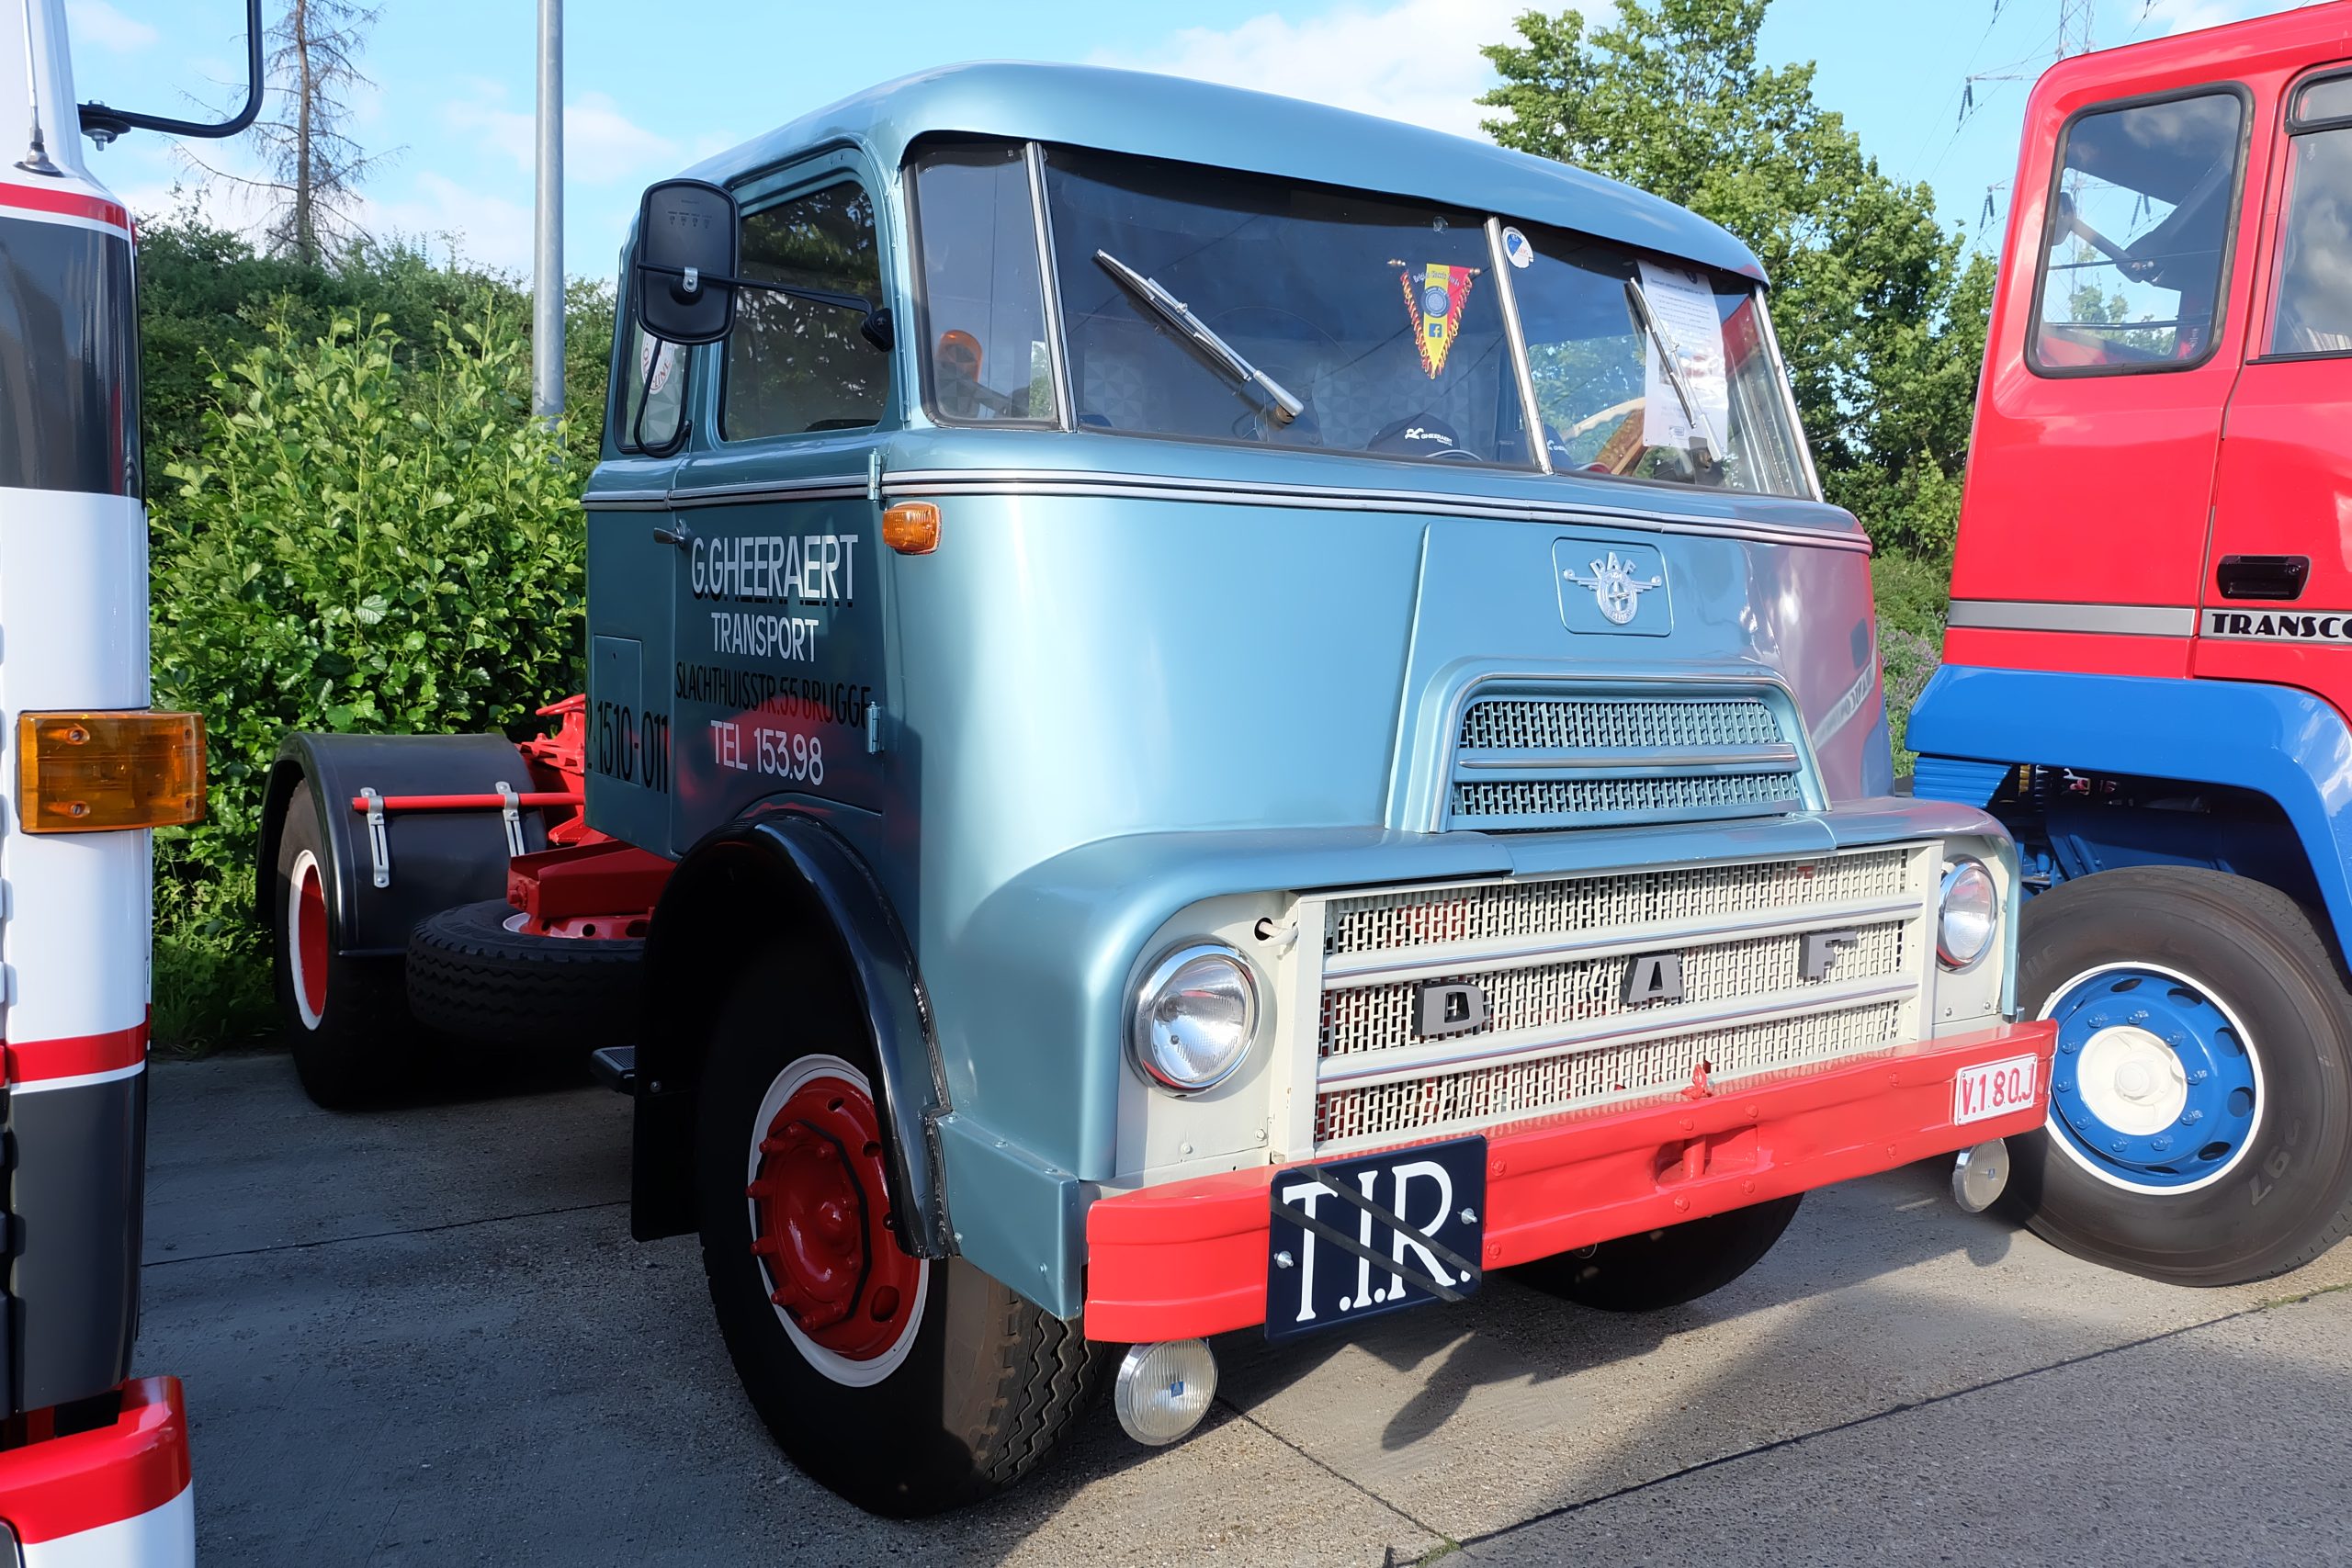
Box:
614, 284, 687, 454
911, 142, 1055, 424
2267, 73, 2352, 355
2030, 88, 2245, 374
722, 182, 888, 439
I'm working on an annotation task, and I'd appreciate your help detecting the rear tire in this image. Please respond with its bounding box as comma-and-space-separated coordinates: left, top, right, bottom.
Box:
272, 780, 415, 1108
405, 898, 642, 1048
695, 939, 1103, 1517
2006, 867, 2352, 1285
1513, 1195, 1803, 1312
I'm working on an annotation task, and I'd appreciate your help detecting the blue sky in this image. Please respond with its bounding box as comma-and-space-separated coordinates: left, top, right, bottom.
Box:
58, 0, 2319, 280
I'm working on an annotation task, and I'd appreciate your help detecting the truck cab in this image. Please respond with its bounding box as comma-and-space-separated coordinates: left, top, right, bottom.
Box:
580, 63, 2057, 1514
1911, 3, 2352, 1287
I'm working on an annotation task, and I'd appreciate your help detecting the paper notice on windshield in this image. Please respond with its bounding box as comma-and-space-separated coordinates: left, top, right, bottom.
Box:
1637, 260, 1731, 454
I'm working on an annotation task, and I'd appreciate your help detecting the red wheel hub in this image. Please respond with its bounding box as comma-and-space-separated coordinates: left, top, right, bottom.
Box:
293, 856, 329, 1021
747, 1073, 921, 1360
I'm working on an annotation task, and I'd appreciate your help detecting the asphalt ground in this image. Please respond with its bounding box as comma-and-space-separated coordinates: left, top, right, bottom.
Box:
140, 1051, 2352, 1565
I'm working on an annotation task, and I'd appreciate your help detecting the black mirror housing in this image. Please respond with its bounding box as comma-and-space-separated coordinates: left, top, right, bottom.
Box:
635, 179, 740, 345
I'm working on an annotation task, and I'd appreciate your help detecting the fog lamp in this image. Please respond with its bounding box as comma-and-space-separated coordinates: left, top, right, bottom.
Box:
1938, 856, 1998, 970
1129, 942, 1260, 1092
1114, 1338, 1217, 1446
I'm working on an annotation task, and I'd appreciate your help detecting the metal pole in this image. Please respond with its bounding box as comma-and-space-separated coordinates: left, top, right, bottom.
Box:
531, 0, 563, 423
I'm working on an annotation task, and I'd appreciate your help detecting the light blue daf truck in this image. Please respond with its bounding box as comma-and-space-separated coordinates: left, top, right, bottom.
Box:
260, 64, 2057, 1515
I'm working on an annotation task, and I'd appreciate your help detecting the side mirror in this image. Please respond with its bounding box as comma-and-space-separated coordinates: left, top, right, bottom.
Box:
635, 179, 740, 345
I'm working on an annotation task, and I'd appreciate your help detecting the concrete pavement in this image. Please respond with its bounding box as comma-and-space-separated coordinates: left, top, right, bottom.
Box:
137, 1052, 2352, 1564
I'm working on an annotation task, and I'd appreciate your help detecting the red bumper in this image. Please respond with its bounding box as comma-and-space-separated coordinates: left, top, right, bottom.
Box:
1084, 1022, 2055, 1342
0, 1378, 192, 1550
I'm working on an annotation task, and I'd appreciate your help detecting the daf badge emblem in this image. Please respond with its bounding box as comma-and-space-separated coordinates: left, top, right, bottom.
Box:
1564, 550, 1665, 626
1415, 981, 1489, 1039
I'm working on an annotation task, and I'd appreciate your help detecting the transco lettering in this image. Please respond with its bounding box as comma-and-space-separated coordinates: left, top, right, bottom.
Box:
689, 532, 859, 606
2204, 609, 2352, 642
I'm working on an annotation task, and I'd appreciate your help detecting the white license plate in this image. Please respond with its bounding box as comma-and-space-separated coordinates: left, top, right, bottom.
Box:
1954, 1054, 2038, 1125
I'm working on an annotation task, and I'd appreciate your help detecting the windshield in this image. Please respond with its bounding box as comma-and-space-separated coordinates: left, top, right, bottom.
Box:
1042, 147, 1534, 466
918, 142, 1812, 495
1509, 222, 1810, 496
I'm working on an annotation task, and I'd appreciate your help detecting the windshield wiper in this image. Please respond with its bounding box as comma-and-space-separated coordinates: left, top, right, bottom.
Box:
1094, 249, 1304, 426
1623, 277, 1723, 465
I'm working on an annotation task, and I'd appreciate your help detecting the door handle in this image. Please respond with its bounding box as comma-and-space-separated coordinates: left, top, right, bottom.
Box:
652, 523, 695, 549
2216, 555, 2309, 602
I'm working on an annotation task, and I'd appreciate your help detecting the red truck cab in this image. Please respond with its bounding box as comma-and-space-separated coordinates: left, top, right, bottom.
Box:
1911, 2, 2352, 1287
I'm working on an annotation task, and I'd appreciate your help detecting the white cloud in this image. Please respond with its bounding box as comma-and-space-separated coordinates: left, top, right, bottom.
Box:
363, 172, 537, 273
1096, 0, 1532, 142
444, 84, 677, 185
2135, 0, 2304, 36
65, 1, 157, 52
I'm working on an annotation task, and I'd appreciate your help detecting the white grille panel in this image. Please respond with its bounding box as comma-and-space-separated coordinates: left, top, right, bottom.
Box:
1313, 1000, 1906, 1145
1326, 849, 1915, 957
1318, 922, 1908, 1060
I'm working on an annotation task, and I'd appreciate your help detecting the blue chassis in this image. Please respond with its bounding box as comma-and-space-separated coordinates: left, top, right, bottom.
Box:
1907, 666, 2352, 954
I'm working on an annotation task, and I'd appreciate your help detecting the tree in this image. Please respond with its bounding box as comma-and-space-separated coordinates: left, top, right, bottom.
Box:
208, 0, 386, 265
1481, 0, 1993, 557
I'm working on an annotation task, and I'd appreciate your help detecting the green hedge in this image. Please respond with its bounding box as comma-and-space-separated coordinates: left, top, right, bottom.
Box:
150, 305, 591, 1048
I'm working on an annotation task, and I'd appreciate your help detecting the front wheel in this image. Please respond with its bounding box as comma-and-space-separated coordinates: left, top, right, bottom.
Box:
1512, 1195, 1802, 1312
695, 942, 1104, 1516
2007, 867, 2352, 1285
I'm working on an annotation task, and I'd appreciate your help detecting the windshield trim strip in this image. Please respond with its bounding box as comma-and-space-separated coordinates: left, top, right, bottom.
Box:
868, 468, 1871, 552
1487, 216, 1552, 476
1755, 294, 1823, 502
1025, 142, 1078, 433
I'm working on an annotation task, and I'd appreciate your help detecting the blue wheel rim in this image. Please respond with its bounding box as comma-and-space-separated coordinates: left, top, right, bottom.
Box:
2042, 964, 2261, 1192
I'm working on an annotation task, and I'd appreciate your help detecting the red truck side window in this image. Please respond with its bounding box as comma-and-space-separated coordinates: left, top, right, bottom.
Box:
2267, 72, 2352, 356
2030, 89, 2246, 376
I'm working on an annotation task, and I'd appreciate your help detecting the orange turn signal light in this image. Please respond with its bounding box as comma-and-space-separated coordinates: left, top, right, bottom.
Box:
17, 710, 207, 833
882, 501, 942, 556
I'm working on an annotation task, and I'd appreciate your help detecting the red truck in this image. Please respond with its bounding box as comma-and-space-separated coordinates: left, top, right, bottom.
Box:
1911, 1, 2352, 1286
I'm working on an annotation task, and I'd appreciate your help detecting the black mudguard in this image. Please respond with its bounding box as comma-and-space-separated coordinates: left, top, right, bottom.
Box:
258, 732, 555, 959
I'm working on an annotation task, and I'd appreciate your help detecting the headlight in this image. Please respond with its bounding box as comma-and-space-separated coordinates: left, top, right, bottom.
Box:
1938, 857, 1998, 970
1130, 942, 1261, 1092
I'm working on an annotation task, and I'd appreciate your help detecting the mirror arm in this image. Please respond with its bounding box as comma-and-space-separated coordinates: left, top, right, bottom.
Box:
636, 261, 892, 350
78, 0, 264, 144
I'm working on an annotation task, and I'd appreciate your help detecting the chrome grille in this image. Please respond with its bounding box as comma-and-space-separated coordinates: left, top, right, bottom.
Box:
1327, 848, 1911, 957
1453, 773, 1797, 824
1445, 688, 1813, 832
1461, 696, 1781, 751
1306, 846, 1932, 1153
1314, 1000, 1907, 1145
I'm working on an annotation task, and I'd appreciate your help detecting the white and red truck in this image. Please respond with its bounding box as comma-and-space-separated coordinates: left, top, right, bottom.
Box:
0, 1, 259, 1560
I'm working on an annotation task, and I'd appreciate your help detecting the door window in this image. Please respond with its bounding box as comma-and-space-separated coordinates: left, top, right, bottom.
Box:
911, 143, 1056, 424
2267, 73, 2352, 355
721, 181, 889, 439
2030, 89, 2246, 374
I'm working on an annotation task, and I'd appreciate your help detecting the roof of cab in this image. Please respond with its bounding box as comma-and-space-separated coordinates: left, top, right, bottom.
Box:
679, 61, 1767, 283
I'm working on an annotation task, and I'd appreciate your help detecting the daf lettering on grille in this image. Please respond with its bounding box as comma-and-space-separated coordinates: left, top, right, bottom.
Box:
1415, 981, 1489, 1038
1622, 952, 1686, 1007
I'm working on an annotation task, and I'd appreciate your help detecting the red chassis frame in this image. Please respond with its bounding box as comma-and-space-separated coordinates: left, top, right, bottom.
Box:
1085, 1022, 2055, 1342
346, 695, 673, 936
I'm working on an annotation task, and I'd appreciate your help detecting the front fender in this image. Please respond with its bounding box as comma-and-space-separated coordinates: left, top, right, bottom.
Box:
1908, 666, 2352, 951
